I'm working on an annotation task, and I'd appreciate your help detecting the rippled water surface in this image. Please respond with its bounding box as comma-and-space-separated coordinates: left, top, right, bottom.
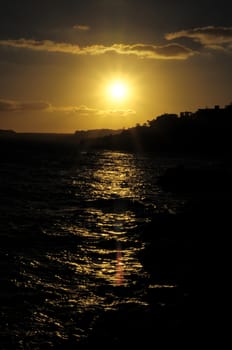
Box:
0, 150, 189, 347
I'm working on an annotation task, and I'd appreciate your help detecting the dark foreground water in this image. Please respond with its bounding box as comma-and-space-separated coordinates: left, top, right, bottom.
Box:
1, 148, 218, 348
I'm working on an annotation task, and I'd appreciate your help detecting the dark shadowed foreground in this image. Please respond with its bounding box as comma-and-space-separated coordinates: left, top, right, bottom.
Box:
0, 138, 230, 347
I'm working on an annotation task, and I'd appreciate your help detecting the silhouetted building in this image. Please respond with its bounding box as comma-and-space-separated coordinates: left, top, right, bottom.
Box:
180, 111, 192, 119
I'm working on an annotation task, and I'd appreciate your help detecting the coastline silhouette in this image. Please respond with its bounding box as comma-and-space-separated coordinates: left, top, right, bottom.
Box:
79, 103, 232, 155
1, 102, 232, 157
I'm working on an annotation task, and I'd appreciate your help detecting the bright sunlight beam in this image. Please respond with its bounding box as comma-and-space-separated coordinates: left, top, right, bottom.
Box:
108, 81, 128, 101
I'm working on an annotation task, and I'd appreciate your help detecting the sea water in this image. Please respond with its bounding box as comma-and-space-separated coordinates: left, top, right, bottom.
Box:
0, 149, 191, 348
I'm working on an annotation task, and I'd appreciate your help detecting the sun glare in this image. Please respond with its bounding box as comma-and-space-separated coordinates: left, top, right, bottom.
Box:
108, 81, 127, 100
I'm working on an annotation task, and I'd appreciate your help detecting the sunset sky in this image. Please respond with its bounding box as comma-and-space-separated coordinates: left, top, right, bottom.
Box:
0, 0, 231, 133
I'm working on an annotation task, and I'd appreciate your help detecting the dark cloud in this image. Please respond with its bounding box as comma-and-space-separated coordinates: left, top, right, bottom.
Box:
0, 99, 136, 117
0, 99, 51, 112
0, 39, 195, 60
166, 26, 232, 49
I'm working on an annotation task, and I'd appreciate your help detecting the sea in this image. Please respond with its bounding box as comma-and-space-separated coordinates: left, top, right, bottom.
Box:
0, 147, 204, 348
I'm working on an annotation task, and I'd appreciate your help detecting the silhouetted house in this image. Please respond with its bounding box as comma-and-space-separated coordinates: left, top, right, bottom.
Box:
180, 111, 192, 119
193, 105, 223, 125
197, 105, 221, 114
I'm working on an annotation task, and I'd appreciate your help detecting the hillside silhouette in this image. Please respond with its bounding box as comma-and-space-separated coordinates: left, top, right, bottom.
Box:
80, 103, 232, 155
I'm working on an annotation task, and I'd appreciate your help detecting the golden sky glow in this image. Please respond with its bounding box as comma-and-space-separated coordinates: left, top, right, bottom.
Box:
0, 1, 231, 132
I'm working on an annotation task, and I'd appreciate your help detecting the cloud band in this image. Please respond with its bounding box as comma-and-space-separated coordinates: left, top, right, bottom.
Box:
0, 38, 195, 60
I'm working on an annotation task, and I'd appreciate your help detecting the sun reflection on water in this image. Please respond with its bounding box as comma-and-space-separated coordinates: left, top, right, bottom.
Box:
91, 152, 141, 200
84, 152, 146, 286
80, 209, 143, 287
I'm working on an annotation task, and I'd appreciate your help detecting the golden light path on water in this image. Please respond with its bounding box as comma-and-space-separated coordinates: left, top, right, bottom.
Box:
67, 151, 176, 289
87, 152, 144, 287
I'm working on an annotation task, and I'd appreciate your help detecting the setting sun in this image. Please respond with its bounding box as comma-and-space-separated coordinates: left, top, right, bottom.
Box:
108, 81, 127, 100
